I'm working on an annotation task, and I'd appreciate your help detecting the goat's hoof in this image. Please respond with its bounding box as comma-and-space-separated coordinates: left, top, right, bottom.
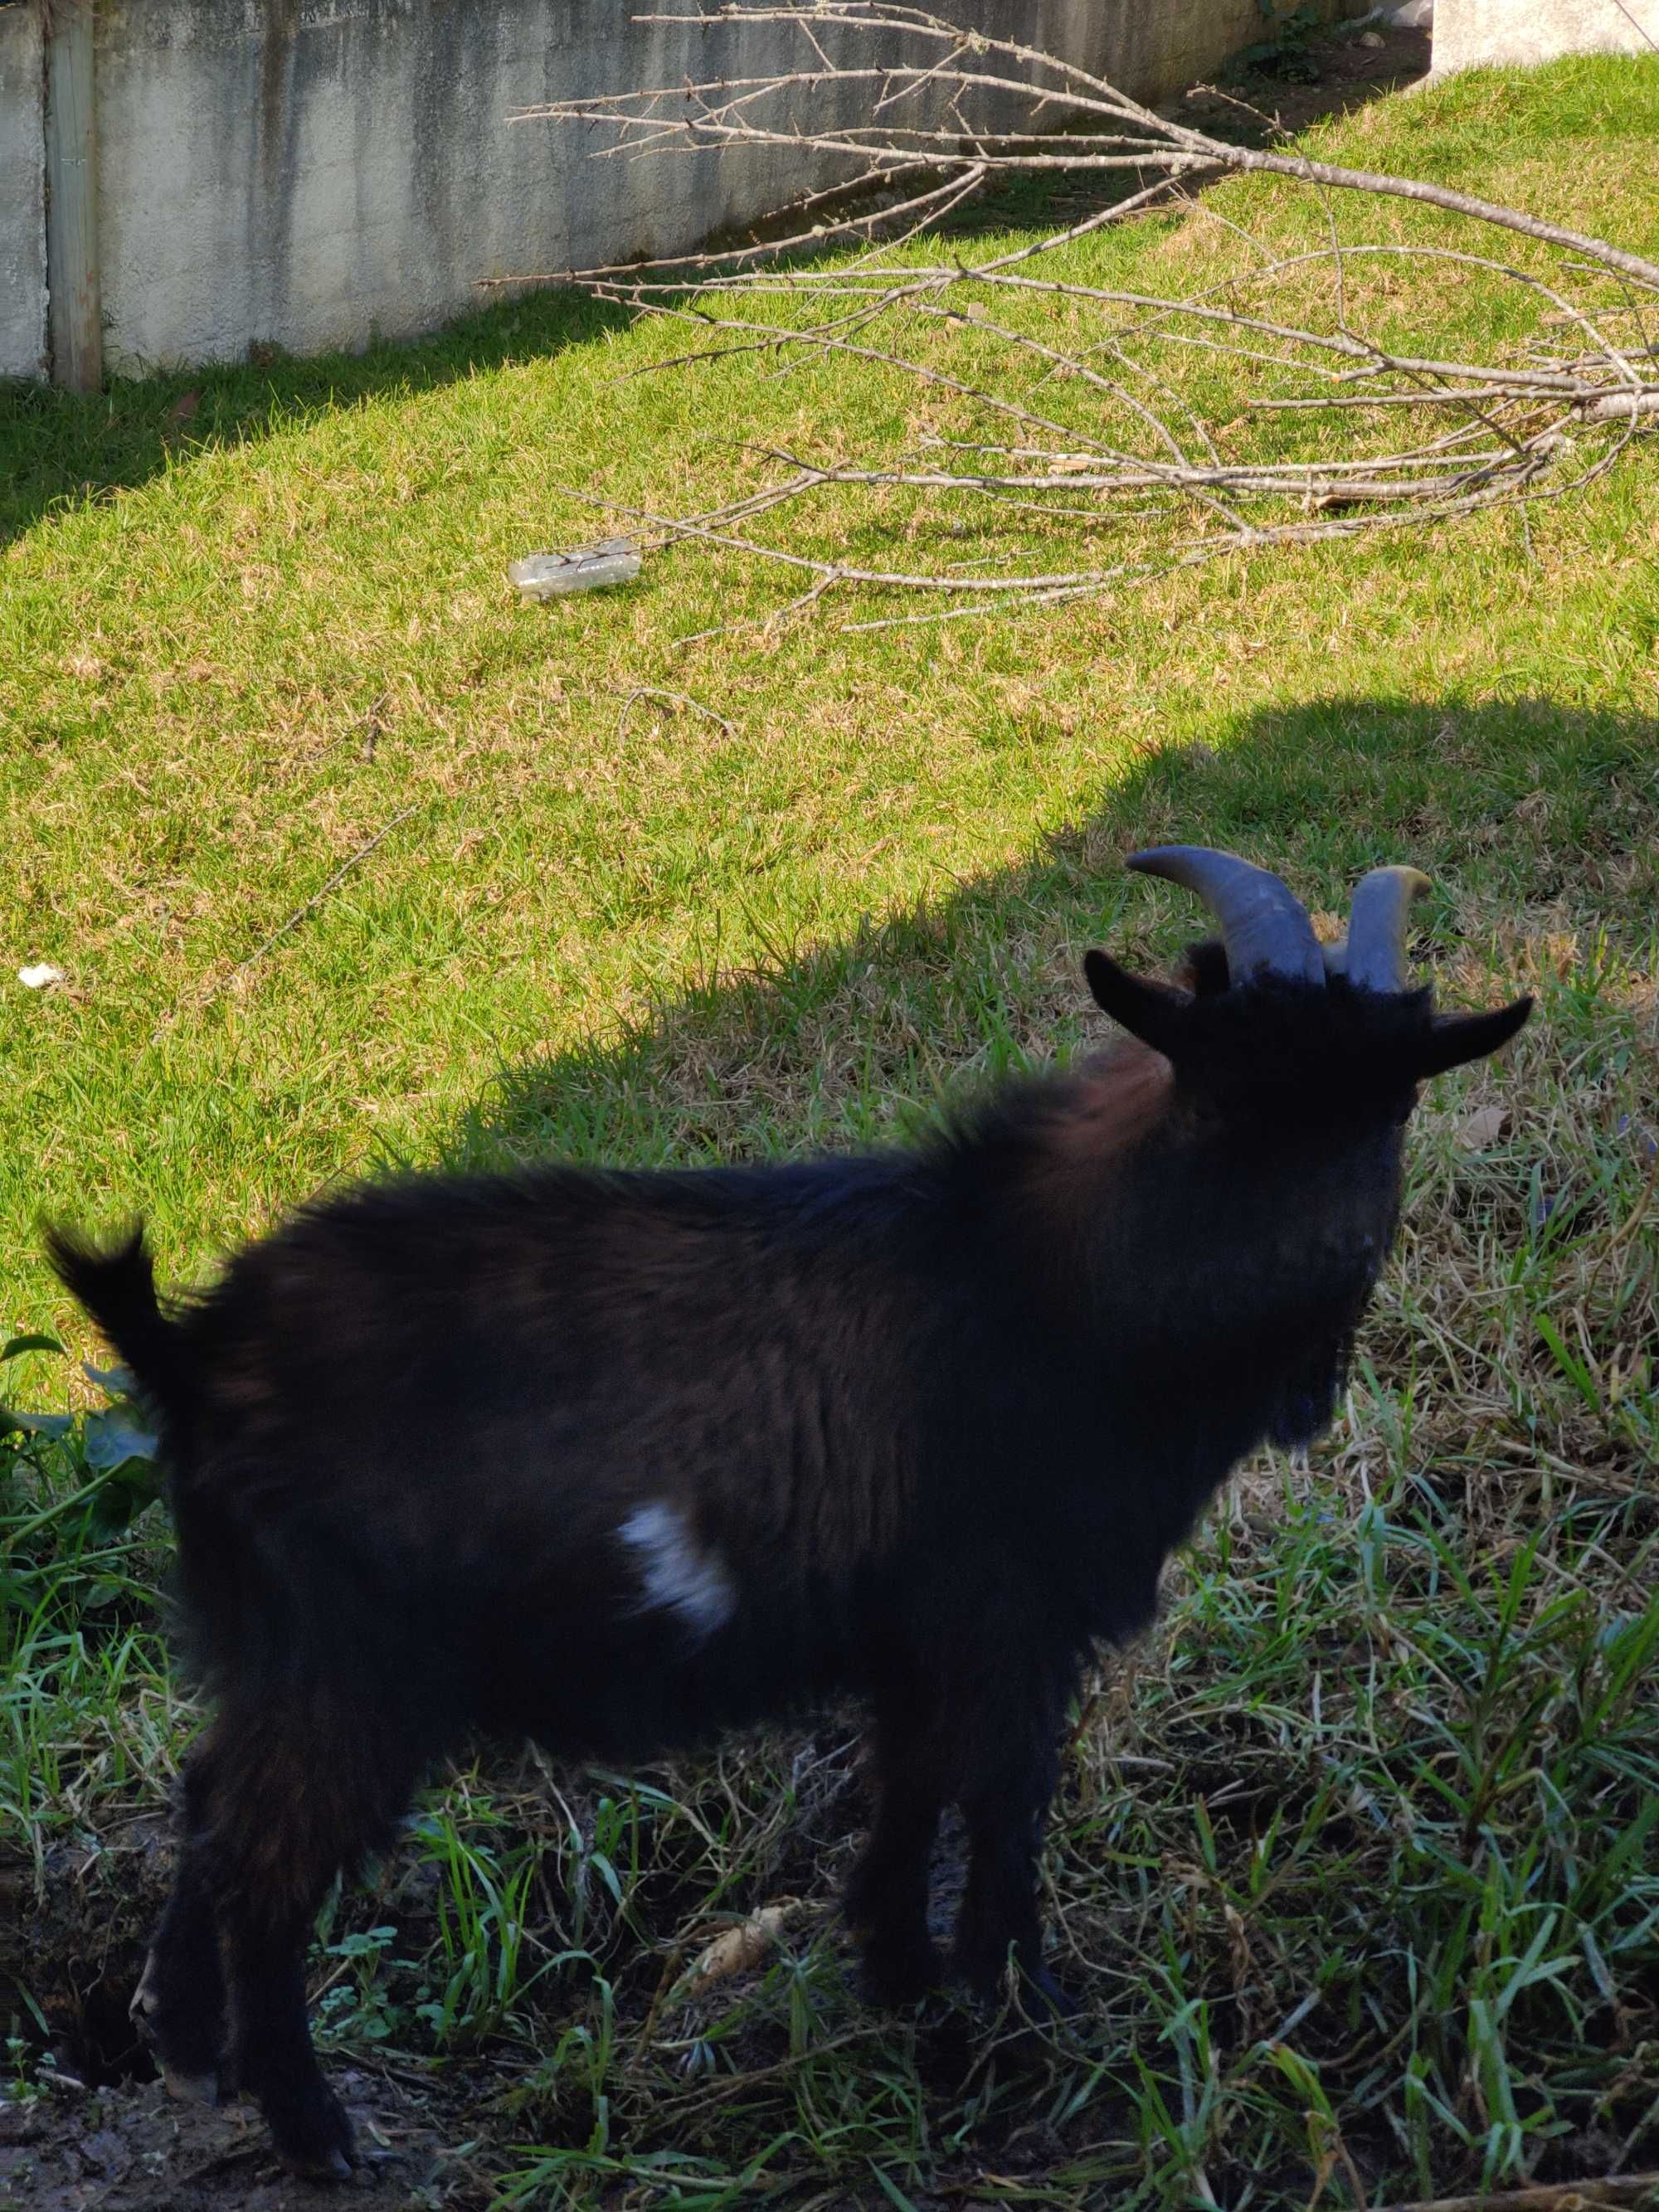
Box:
161, 2067, 221, 2107
130, 1953, 226, 2098
1019, 1963, 1084, 2026
265, 2078, 357, 2184
859, 1936, 944, 2010
953, 1947, 1080, 2025
280, 2145, 355, 2185
951, 1945, 1009, 2009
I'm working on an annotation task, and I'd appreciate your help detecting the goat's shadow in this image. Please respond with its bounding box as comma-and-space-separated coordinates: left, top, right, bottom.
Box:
438, 693, 1657, 1181
411, 686, 1655, 2108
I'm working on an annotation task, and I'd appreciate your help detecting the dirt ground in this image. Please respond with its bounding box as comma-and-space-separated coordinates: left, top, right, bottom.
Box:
1, 17, 1436, 2210
0, 2073, 469, 2212
1, 1821, 499, 2210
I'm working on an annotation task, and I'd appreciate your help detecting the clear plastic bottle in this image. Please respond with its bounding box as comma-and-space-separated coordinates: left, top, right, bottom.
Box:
508, 538, 642, 600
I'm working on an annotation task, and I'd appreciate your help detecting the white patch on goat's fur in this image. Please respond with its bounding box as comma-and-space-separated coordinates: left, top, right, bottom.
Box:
619, 1501, 736, 1637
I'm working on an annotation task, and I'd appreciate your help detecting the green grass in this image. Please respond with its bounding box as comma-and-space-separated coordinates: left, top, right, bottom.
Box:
2, 47, 1658, 2212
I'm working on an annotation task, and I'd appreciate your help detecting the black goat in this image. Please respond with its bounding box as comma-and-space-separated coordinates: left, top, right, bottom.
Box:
49, 848, 1530, 2180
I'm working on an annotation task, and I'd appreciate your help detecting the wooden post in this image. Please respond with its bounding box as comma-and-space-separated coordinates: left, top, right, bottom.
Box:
46, 0, 102, 391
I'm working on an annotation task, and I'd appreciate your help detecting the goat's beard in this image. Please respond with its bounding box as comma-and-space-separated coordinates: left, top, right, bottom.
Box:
1265, 1335, 1354, 1451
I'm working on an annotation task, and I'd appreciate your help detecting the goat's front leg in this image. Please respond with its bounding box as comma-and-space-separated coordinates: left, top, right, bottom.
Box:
952, 1702, 1066, 2010
844, 1694, 946, 2007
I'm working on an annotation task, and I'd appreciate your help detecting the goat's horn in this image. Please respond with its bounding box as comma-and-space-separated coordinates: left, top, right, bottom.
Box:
1126, 846, 1324, 985
1344, 865, 1432, 993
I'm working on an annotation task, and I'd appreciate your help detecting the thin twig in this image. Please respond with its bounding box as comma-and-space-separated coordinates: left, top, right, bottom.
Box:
148, 806, 424, 1044
492, 2, 1657, 633
615, 685, 737, 738
224, 806, 422, 989
525, 7, 1659, 287
1374, 2176, 1659, 2212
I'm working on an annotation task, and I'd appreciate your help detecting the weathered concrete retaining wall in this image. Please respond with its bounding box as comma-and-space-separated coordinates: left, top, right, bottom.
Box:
7, 0, 1361, 382
1434, 0, 1659, 72
0, 2, 46, 380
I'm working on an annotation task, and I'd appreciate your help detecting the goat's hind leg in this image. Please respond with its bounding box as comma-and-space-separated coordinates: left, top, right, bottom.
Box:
221, 1903, 356, 2181
200, 1703, 417, 2181
132, 1754, 230, 2103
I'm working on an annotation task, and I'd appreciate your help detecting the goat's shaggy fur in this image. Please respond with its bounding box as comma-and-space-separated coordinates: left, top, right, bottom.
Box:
47, 888, 1530, 2180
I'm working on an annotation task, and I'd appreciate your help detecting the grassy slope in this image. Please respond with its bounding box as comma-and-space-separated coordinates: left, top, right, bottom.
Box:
2, 49, 1657, 2212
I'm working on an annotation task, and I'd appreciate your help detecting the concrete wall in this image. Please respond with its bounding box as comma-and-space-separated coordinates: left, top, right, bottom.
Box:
9, 0, 1359, 382
0, 2, 46, 380
1434, 0, 1659, 72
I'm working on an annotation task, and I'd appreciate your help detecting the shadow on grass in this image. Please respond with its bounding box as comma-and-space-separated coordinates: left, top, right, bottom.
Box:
0, 287, 628, 547
0, 18, 1429, 549
439, 694, 1657, 1180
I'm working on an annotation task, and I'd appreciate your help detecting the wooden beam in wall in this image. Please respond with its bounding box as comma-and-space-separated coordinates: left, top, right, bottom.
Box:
46, 0, 102, 391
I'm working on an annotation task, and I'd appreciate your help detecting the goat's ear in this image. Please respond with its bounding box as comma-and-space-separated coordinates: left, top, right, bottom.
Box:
1411, 994, 1534, 1080
1083, 950, 1193, 1057
1176, 938, 1231, 999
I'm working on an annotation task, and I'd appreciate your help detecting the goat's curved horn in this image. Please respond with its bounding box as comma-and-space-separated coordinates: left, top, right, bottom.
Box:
1344, 865, 1432, 993
1127, 846, 1324, 984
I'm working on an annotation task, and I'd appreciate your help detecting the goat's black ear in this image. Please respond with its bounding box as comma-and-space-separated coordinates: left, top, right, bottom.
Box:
1083, 950, 1193, 1057
1177, 939, 1231, 999
1411, 994, 1534, 1080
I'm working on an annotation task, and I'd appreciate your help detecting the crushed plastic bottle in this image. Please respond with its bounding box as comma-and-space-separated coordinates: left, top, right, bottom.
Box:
508, 537, 642, 600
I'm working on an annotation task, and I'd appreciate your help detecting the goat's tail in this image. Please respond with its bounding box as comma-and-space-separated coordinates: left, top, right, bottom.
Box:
44, 1221, 197, 1438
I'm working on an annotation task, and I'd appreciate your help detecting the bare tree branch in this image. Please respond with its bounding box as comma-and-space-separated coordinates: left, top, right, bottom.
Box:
497, 3, 1658, 630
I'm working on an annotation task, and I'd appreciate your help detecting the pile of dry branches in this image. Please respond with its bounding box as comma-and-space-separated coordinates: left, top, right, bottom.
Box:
505, 3, 1659, 630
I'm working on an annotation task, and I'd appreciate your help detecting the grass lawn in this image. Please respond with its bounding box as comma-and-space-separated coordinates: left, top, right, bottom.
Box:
2, 44, 1658, 2212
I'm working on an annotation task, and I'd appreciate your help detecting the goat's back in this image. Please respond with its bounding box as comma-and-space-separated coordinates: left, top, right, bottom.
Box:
153, 1156, 1049, 1753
